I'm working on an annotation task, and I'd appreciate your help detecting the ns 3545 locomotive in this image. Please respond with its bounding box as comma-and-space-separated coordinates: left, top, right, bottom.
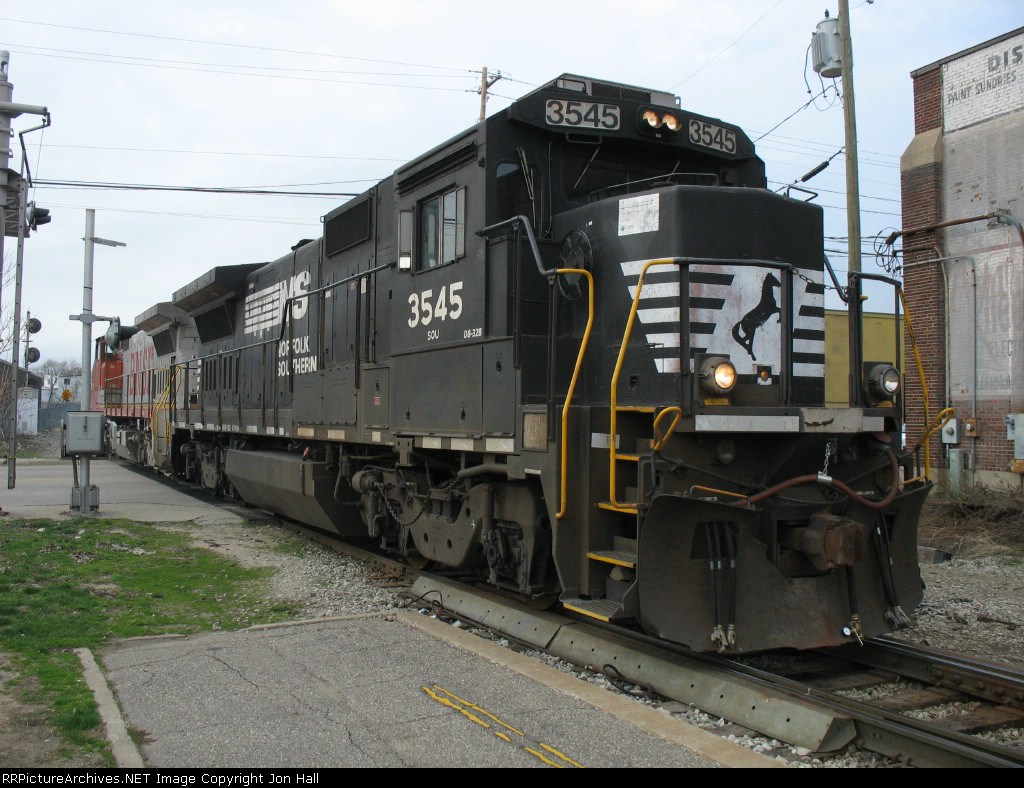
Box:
95, 74, 931, 654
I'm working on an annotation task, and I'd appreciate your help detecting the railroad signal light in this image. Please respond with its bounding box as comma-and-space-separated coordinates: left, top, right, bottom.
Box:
103, 317, 140, 352
25, 202, 51, 231
24, 315, 41, 365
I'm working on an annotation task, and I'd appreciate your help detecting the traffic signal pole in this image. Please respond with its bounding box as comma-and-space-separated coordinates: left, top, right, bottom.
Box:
69, 209, 123, 510
78, 209, 97, 506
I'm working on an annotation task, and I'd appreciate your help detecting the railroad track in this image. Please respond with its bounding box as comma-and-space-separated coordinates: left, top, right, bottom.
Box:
400, 573, 1024, 767
724, 638, 1024, 767
244, 514, 1024, 767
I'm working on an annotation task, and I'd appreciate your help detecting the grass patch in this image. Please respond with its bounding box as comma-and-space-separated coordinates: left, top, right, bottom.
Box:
920, 484, 1024, 557
0, 516, 301, 762
15, 447, 50, 460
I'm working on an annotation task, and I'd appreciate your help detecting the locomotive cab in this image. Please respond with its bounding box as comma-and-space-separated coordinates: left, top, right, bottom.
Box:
481, 75, 927, 652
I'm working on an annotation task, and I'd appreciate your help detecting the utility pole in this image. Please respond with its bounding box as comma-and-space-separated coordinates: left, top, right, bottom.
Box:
0, 51, 50, 489
838, 0, 862, 274
1, 51, 11, 295
478, 67, 503, 123
69, 208, 123, 510
7, 176, 26, 489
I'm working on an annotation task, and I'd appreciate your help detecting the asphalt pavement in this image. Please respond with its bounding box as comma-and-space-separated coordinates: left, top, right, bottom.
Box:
97, 612, 777, 768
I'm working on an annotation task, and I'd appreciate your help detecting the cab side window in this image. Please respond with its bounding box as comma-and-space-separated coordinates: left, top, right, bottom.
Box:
419, 186, 465, 269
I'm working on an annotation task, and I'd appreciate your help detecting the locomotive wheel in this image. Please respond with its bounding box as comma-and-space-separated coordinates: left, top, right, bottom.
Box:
406, 555, 435, 571
526, 592, 558, 610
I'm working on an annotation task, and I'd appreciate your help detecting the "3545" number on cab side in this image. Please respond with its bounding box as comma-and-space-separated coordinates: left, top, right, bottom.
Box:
408, 281, 463, 328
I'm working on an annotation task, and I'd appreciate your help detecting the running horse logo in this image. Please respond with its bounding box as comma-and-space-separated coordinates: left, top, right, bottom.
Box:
731, 272, 781, 361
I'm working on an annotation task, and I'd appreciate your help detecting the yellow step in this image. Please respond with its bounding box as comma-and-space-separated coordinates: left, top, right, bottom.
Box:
561, 597, 625, 622
586, 550, 637, 569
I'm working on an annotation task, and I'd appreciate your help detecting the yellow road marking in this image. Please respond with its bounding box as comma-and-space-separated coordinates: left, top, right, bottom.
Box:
421, 685, 490, 729
422, 684, 585, 768
524, 746, 564, 767
539, 742, 585, 769
430, 685, 525, 737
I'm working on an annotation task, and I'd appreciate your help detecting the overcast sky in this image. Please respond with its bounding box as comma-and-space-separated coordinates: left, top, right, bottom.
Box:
1, 1, 1020, 366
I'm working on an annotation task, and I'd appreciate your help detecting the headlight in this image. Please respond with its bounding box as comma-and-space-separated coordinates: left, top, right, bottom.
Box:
864, 363, 901, 403
700, 356, 737, 396
639, 108, 683, 133
642, 109, 661, 128
881, 368, 901, 395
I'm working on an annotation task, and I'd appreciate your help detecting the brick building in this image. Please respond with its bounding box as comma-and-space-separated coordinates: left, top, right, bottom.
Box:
900, 27, 1024, 489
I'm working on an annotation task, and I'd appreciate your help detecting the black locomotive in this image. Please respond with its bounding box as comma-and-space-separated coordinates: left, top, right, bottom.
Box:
97, 74, 929, 654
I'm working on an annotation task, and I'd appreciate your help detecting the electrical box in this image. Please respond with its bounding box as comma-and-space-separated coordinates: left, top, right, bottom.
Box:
941, 417, 961, 445
1014, 413, 1024, 461
63, 411, 106, 455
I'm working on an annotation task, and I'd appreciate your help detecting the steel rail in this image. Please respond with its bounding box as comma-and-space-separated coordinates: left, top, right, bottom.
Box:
587, 619, 1024, 768
832, 635, 1024, 709
704, 651, 1024, 768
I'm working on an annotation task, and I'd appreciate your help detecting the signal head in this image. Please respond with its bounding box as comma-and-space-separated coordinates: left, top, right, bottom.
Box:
26, 202, 51, 231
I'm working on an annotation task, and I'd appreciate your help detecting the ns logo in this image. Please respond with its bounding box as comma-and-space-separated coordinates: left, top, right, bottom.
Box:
243, 270, 312, 336
285, 271, 311, 320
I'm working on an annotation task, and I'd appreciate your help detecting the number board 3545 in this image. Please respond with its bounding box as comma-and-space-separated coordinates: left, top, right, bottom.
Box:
545, 99, 621, 130
687, 119, 737, 154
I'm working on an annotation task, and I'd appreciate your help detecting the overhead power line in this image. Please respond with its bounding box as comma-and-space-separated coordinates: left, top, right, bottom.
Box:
671, 0, 784, 89
43, 201, 321, 226
766, 179, 900, 203
751, 130, 899, 162
36, 143, 406, 162
35, 179, 360, 197
4, 43, 477, 79
0, 16, 472, 73
4, 48, 478, 92
754, 86, 839, 142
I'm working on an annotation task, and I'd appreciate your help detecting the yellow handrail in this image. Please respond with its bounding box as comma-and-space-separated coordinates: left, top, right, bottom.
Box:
557, 268, 595, 520
905, 407, 955, 485
898, 290, 943, 480
609, 258, 679, 511
151, 370, 176, 457
651, 406, 682, 453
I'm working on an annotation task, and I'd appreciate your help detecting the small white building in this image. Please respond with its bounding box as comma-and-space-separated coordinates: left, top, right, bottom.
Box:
0, 360, 44, 436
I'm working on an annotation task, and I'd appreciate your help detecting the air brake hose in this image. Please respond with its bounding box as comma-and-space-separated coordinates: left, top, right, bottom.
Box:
733, 449, 900, 511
